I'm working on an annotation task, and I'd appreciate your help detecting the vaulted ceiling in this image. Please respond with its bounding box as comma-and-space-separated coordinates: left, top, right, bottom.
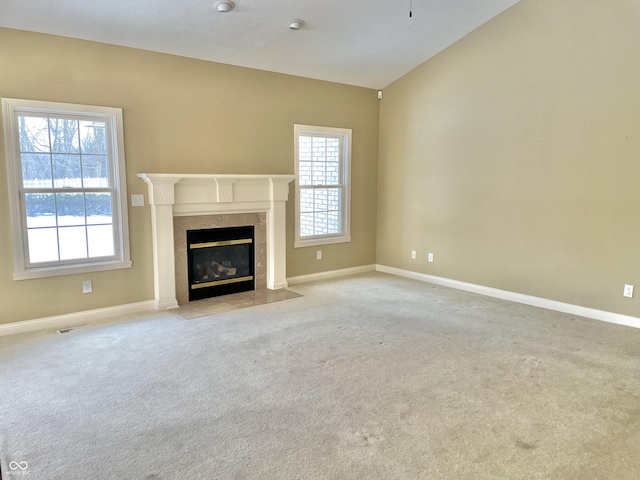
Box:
0, 0, 519, 88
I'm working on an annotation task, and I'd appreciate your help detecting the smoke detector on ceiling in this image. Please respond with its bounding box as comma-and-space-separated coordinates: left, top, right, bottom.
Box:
289, 19, 305, 31
214, 1, 235, 12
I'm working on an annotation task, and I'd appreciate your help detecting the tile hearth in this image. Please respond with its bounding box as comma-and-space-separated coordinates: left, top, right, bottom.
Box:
173, 288, 302, 320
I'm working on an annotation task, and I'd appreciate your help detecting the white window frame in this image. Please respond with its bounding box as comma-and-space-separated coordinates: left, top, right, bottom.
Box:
2, 98, 132, 280
294, 124, 352, 248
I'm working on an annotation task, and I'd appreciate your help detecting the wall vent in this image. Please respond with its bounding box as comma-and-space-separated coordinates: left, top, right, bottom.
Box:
56, 325, 91, 334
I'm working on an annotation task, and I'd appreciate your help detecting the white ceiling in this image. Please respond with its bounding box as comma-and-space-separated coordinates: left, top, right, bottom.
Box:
0, 0, 519, 89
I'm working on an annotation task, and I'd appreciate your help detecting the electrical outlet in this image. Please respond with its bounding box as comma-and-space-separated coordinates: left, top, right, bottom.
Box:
624, 284, 634, 298
411, 250, 416, 259
316, 250, 322, 260
82, 280, 93, 294
428, 253, 434, 263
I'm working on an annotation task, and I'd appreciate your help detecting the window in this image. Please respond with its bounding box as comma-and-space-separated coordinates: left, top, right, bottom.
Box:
2, 98, 131, 280
294, 124, 351, 248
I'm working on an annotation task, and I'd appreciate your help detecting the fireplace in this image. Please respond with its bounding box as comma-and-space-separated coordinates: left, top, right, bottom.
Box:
138, 173, 295, 311
187, 225, 255, 300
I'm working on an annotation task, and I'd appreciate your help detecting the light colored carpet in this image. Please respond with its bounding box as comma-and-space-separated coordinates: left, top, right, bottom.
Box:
1, 272, 640, 479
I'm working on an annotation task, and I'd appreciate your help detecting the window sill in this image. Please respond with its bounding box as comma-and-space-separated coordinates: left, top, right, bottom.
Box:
13, 260, 133, 281
294, 236, 351, 248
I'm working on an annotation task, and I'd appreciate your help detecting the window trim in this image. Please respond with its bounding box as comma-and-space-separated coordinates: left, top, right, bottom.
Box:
2, 98, 132, 280
294, 124, 352, 248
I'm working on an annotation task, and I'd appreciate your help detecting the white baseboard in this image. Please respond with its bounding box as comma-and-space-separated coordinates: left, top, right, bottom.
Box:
0, 300, 156, 337
8, 264, 636, 336
288, 264, 376, 286
376, 264, 640, 330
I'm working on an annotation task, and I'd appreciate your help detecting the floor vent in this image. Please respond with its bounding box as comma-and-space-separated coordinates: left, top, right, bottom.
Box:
56, 325, 91, 334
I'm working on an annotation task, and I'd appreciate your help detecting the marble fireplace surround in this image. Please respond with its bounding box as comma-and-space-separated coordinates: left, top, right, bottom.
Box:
138, 174, 295, 310
173, 213, 266, 306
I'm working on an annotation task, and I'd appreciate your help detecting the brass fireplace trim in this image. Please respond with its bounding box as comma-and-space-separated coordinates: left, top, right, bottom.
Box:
191, 275, 254, 289
189, 238, 253, 249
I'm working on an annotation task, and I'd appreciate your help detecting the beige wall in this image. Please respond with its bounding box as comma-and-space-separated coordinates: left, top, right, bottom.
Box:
378, 0, 640, 316
0, 28, 379, 323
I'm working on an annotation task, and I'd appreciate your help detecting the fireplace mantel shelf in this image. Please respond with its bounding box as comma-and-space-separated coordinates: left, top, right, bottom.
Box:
138, 173, 295, 208
138, 173, 295, 181
138, 173, 295, 310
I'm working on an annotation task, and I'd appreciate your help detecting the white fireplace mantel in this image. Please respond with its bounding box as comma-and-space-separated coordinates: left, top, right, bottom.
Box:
138, 173, 295, 310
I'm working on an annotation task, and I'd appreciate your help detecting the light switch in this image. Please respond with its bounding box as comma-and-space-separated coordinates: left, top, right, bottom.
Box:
131, 194, 144, 207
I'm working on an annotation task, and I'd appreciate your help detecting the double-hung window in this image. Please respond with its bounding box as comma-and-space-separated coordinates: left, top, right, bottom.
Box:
294, 124, 352, 248
2, 98, 131, 280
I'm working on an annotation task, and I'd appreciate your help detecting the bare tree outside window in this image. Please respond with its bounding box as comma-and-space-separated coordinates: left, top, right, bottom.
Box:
2, 98, 131, 280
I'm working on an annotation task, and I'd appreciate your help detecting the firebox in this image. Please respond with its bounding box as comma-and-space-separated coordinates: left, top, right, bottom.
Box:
186, 225, 255, 301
